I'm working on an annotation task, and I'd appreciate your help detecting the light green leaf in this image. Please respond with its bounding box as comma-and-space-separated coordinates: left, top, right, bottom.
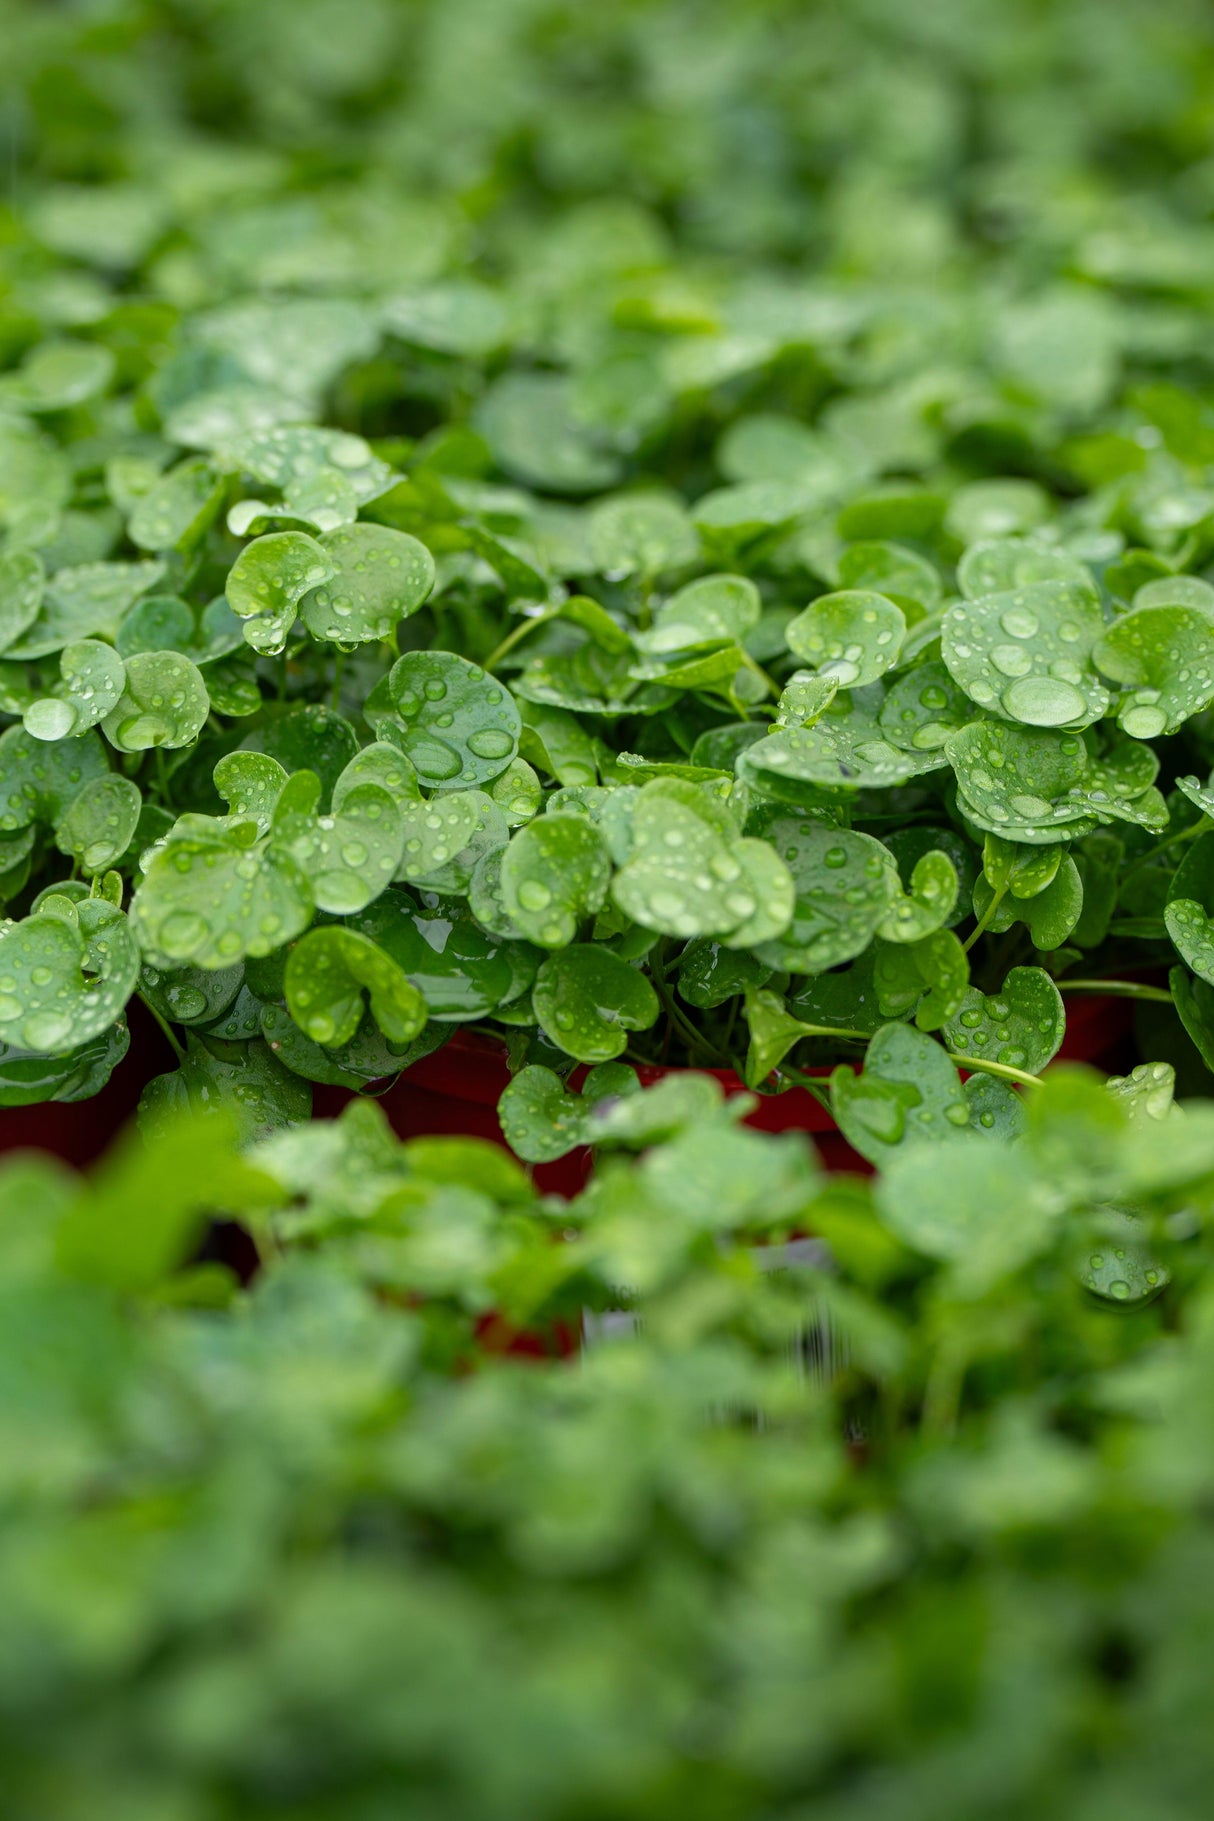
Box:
24, 639, 126, 741
785, 589, 905, 686
54, 774, 141, 874
942, 579, 1108, 728
226, 531, 336, 656
943, 967, 1065, 1074
132, 821, 313, 969
532, 945, 659, 1062
101, 649, 209, 751
386, 650, 520, 786
501, 814, 612, 946
300, 523, 435, 644
270, 771, 403, 915
0, 899, 139, 1054
285, 926, 426, 1048
1094, 601, 1214, 738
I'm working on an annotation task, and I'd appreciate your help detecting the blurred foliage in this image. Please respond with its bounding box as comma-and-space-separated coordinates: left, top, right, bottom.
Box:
1, 1065, 1213, 1817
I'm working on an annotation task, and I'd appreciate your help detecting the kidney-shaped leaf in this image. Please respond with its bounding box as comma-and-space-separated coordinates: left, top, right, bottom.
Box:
943, 579, 1108, 728
943, 966, 1065, 1074
386, 650, 521, 786
101, 650, 209, 752
300, 523, 435, 645
785, 589, 906, 686
24, 639, 126, 741
1093, 602, 1214, 738
270, 771, 403, 915
0, 898, 139, 1054
532, 945, 659, 1062
500, 814, 612, 947
285, 926, 426, 1048
132, 821, 314, 969
225, 531, 336, 657
54, 774, 141, 874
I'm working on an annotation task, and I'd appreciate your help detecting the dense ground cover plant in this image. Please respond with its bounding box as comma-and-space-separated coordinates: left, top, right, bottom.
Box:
2, 1061, 1214, 1818
5, 0, 1214, 1127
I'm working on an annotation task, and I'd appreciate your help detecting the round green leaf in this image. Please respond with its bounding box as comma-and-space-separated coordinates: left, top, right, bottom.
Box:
1093, 601, 1214, 738
7, 559, 165, 660
0, 339, 114, 412
0, 899, 139, 1054
270, 771, 403, 915
488, 756, 542, 827
140, 961, 243, 1028
878, 662, 975, 753
742, 702, 947, 799
753, 817, 898, 974
943, 966, 1065, 1073
0, 725, 108, 833
476, 372, 622, 494
831, 1022, 973, 1168
957, 537, 1096, 601
132, 824, 314, 969
140, 1035, 311, 1146
611, 781, 788, 943
388, 651, 521, 786
225, 531, 336, 656
127, 457, 223, 553
397, 791, 508, 894
54, 774, 141, 874
214, 751, 289, 828
500, 814, 612, 947
947, 722, 1091, 841
285, 926, 426, 1048
589, 494, 698, 579
351, 892, 520, 1020
944, 480, 1050, 545
300, 523, 435, 645
532, 945, 658, 1063
785, 590, 906, 686
877, 850, 959, 943
0, 549, 44, 654
942, 579, 1108, 728
643, 574, 760, 655
25, 639, 126, 741
1165, 830, 1214, 984
101, 649, 209, 751
873, 928, 969, 1030
837, 540, 941, 610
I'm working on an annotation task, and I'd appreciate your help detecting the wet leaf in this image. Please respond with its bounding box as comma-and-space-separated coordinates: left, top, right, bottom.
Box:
532, 945, 659, 1062
943, 966, 1065, 1074
300, 523, 435, 644
397, 790, 508, 894
270, 770, 403, 915
101, 649, 209, 751
785, 590, 906, 687
24, 639, 126, 741
132, 819, 313, 969
753, 813, 898, 974
1165, 831, 1214, 985
831, 1022, 974, 1168
500, 814, 612, 947
386, 651, 520, 786
225, 531, 336, 656
285, 926, 426, 1048
54, 774, 141, 874
942, 579, 1108, 729
499, 1061, 640, 1163
1094, 600, 1214, 738
0, 898, 139, 1054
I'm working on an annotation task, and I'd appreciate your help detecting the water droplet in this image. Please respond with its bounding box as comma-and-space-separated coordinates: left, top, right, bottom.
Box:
1002, 675, 1088, 726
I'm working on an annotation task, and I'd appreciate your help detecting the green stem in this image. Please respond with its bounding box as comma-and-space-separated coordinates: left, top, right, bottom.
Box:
330, 646, 346, 713
651, 961, 730, 1066
1122, 818, 1206, 883
1060, 978, 1173, 1003
963, 882, 1008, 954
737, 649, 780, 699
484, 610, 557, 674
154, 746, 173, 809
138, 993, 185, 1063
944, 1051, 1042, 1090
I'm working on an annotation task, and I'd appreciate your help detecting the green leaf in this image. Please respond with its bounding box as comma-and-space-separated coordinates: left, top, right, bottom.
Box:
7, 559, 165, 659
874, 928, 970, 1030
0, 548, 44, 654
351, 891, 522, 1020
477, 372, 622, 493
500, 814, 612, 947
1165, 831, 1214, 984
875, 1135, 1059, 1284
285, 926, 426, 1047
385, 651, 521, 785
0, 898, 139, 1054
127, 457, 224, 553
612, 780, 793, 944
948, 722, 1091, 841
0, 1018, 129, 1107
743, 987, 826, 1086
141, 960, 243, 1028
100, 648, 209, 752
742, 702, 945, 798
753, 816, 898, 973
0, 725, 108, 832
532, 945, 659, 1062
254, 704, 359, 803
300, 523, 435, 644
225, 531, 336, 656
54, 774, 141, 874
943, 967, 1064, 1073
831, 1023, 974, 1168
588, 494, 698, 579
24, 639, 126, 741
956, 537, 1097, 601
132, 820, 313, 969
499, 1062, 641, 1163
785, 590, 906, 686
1094, 600, 1214, 738
489, 756, 542, 827
643, 574, 761, 654
942, 579, 1108, 728
878, 662, 975, 753
677, 939, 771, 1009
0, 338, 114, 412
972, 858, 1084, 950
877, 850, 959, 943
270, 770, 403, 915
1077, 1208, 1170, 1306
397, 790, 508, 893
214, 750, 290, 828
837, 541, 941, 610
139, 1037, 311, 1148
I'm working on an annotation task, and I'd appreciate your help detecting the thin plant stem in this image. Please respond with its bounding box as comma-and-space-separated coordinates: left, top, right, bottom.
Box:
484, 610, 557, 674
963, 882, 1008, 953
1122, 818, 1206, 884
330, 646, 346, 712
1060, 978, 1173, 1003
137, 993, 185, 1063
944, 1051, 1042, 1090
